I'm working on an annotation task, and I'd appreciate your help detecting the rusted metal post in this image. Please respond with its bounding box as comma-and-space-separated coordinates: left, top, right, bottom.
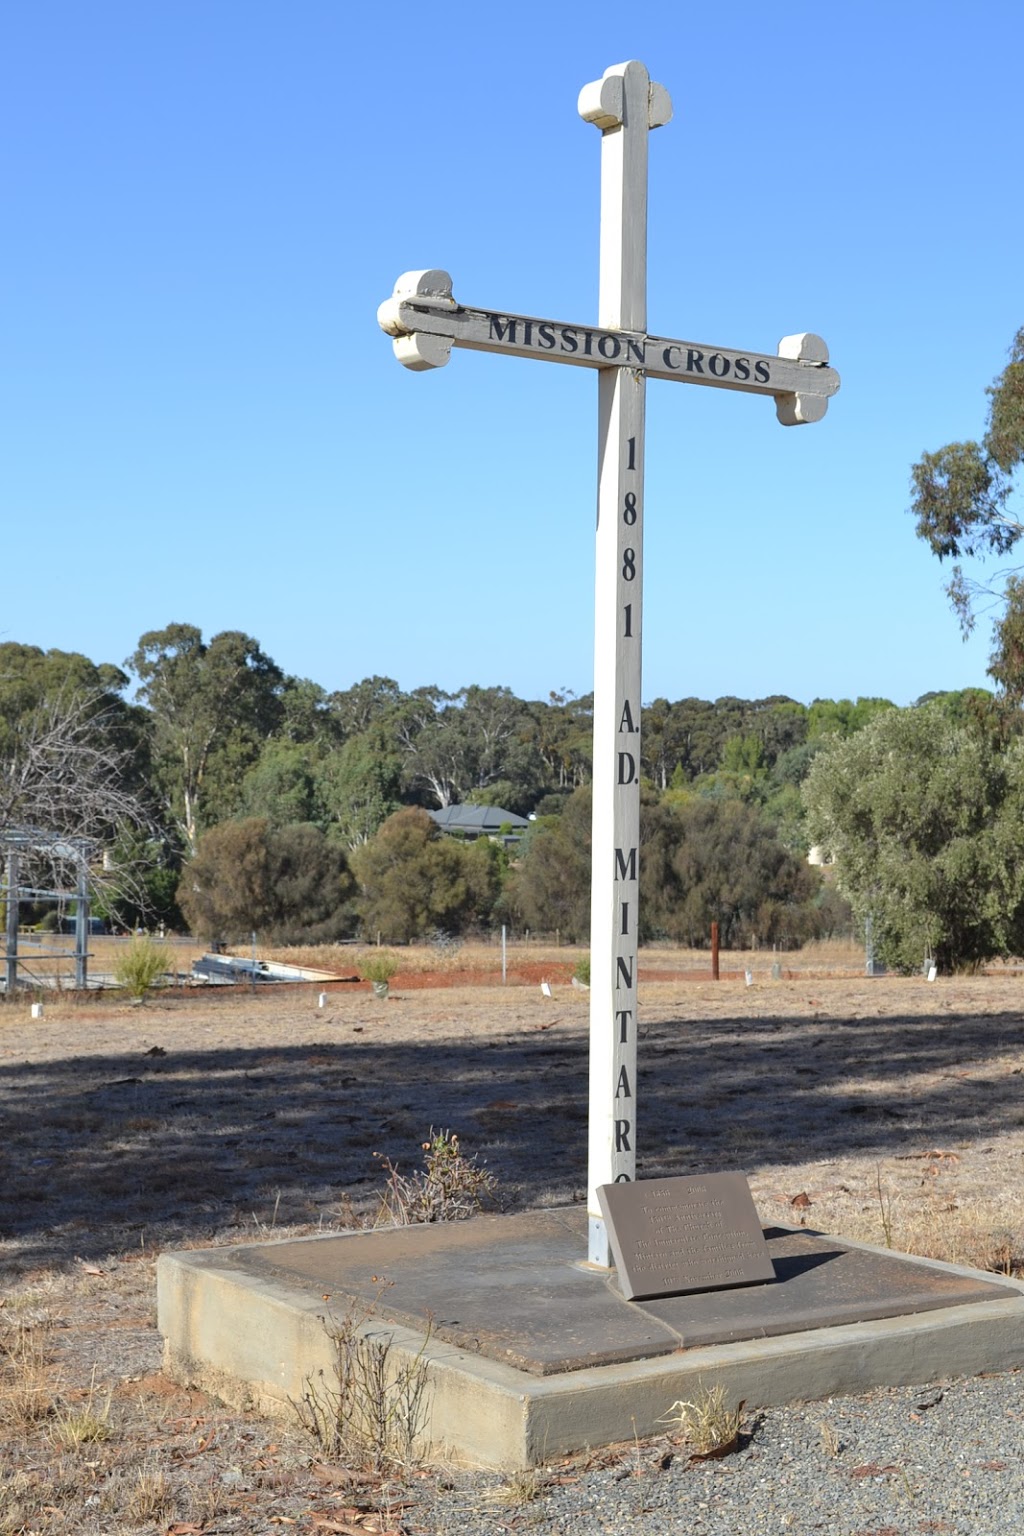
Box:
711, 920, 720, 982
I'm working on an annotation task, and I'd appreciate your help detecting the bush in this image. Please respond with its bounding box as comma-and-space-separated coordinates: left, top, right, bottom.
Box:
804, 704, 1024, 973
358, 950, 399, 984
178, 818, 356, 945
114, 937, 168, 1000
352, 808, 497, 943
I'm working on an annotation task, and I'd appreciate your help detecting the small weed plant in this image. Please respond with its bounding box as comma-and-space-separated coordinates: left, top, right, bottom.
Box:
293, 1291, 432, 1474
573, 955, 591, 986
114, 936, 168, 1000
373, 1128, 498, 1226
48, 1376, 112, 1449
661, 1381, 742, 1457
0, 1318, 56, 1428
875, 1163, 897, 1248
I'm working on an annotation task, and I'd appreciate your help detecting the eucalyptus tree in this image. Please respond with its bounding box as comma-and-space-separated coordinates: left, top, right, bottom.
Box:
803, 703, 1024, 973
127, 624, 283, 853
911, 326, 1024, 694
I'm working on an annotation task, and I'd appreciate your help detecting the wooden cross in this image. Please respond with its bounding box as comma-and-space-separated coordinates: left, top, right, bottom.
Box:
378, 60, 840, 1268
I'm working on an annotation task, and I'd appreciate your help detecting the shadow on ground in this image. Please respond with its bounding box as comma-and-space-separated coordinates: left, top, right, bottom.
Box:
4, 999, 1024, 1269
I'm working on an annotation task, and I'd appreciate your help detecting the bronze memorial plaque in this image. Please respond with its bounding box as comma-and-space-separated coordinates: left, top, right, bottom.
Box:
596, 1174, 775, 1300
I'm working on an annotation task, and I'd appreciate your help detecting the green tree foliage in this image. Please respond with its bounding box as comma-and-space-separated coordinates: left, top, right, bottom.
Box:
910, 327, 1024, 694
667, 798, 820, 948
530, 691, 593, 792
0, 642, 150, 789
128, 624, 284, 851
803, 704, 1024, 973
806, 696, 895, 740
178, 818, 355, 945
509, 785, 819, 947
351, 808, 497, 942
238, 740, 323, 827
318, 724, 404, 848
327, 674, 406, 738
278, 676, 340, 747
507, 788, 593, 941
399, 685, 546, 814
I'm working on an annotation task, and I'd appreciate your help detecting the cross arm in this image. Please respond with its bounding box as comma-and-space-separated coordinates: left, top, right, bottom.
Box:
377, 270, 839, 424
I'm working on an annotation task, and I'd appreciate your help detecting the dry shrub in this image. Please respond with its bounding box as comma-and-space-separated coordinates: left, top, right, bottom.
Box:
373, 1128, 498, 1227
293, 1295, 431, 1474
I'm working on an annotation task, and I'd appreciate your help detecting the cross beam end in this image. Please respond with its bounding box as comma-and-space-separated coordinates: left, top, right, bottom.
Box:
578, 60, 672, 132
773, 333, 835, 424
378, 270, 456, 371
775, 392, 829, 425
778, 332, 829, 365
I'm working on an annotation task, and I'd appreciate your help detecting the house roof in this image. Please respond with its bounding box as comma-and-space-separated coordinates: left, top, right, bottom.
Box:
428, 803, 530, 835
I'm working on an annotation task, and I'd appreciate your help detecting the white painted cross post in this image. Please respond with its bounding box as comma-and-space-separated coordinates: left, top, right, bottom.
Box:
378, 61, 839, 1268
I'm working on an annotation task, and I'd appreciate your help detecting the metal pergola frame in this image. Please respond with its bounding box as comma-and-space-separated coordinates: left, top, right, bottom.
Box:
2, 827, 96, 992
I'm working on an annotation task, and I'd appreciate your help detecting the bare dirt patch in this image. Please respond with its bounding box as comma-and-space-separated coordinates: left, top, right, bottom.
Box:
3, 963, 1024, 1531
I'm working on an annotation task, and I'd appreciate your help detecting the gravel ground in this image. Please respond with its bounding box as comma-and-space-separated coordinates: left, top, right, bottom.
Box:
411, 1372, 1024, 1534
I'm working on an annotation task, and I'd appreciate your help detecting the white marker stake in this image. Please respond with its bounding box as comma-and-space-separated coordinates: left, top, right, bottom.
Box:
377, 59, 839, 1274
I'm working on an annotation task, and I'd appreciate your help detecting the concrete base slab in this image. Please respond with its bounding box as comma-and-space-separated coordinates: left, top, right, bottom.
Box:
158, 1208, 1024, 1469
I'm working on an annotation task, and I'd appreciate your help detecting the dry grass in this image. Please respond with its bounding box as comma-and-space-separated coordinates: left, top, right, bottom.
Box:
260, 935, 869, 980
0, 1315, 58, 1430
661, 1382, 743, 1456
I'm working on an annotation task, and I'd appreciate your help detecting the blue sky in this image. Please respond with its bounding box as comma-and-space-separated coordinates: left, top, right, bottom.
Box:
2, 1, 1021, 708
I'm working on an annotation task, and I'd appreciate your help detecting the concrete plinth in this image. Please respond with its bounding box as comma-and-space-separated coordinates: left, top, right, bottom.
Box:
158, 1208, 1024, 1469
